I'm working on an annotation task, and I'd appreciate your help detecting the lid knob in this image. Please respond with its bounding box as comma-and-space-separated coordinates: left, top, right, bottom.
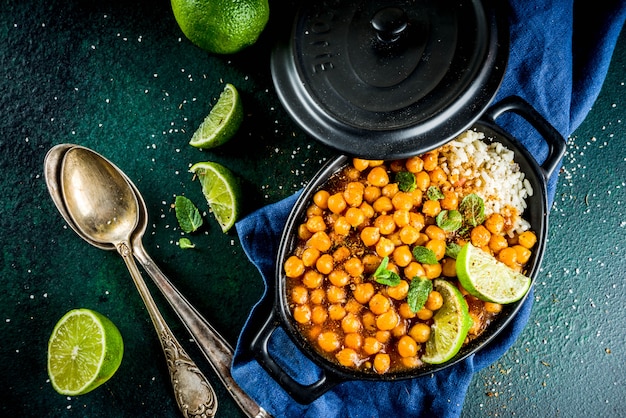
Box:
370, 7, 408, 43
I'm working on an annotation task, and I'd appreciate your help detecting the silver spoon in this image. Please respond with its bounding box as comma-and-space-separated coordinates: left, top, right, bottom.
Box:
44, 144, 269, 418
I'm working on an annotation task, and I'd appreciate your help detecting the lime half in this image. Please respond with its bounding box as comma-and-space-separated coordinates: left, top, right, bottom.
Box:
47, 309, 124, 396
457, 243, 531, 304
422, 280, 472, 365
190, 161, 242, 232
189, 83, 243, 149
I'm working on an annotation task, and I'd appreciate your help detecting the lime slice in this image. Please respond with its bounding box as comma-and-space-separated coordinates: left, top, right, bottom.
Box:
422, 279, 472, 365
456, 243, 531, 304
47, 309, 124, 396
189, 83, 243, 149
190, 161, 242, 232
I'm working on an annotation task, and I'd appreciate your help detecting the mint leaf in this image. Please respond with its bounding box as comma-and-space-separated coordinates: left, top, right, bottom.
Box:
459, 193, 485, 227
372, 256, 402, 286
178, 237, 195, 249
407, 276, 433, 313
445, 242, 462, 259
395, 171, 417, 192
427, 186, 444, 201
436, 209, 463, 232
175, 195, 203, 233
412, 246, 438, 264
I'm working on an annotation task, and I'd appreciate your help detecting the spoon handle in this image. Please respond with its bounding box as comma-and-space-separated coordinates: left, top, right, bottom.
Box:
117, 242, 219, 418
132, 243, 270, 418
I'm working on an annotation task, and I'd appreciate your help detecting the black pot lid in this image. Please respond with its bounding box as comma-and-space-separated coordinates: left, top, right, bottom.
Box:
271, 0, 509, 159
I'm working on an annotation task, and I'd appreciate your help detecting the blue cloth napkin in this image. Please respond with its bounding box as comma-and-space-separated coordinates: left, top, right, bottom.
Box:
232, 1, 626, 417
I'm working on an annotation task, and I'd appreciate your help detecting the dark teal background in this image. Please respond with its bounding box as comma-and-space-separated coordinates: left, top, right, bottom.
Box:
1, 0, 624, 416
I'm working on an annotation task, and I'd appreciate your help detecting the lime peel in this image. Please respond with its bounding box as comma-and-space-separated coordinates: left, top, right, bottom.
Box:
189, 83, 243, 149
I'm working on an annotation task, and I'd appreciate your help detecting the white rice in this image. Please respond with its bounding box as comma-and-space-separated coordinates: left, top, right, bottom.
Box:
438, 130, 533, 235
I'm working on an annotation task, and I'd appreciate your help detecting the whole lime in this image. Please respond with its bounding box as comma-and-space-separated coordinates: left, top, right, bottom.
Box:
171, 0, 270, 54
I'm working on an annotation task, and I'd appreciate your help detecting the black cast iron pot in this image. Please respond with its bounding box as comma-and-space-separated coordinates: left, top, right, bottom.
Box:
246, 96, 566, 404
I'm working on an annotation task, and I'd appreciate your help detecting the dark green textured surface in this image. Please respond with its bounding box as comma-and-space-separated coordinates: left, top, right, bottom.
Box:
0, 1, 624, 416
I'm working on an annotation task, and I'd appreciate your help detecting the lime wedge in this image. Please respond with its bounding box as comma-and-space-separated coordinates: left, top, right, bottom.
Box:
47, 309, 124, 396
190, 161, 241, 232
456, 243, 531, 304
422, 279, 472, 365
189, 83, 243, 149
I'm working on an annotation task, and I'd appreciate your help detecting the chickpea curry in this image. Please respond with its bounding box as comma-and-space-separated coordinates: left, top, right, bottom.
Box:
283, 145, 537, 375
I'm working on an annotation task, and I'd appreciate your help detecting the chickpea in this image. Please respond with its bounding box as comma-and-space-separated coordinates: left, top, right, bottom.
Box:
302, 270, 323, 289
429, 167, 447, 185
382, 183, 399, 198
284, 256, 305, 278
372, 196, 394, 213
410, 189, 423, 207
405, 156, 424, 173
470, 225, 491, 248
341, 313, 362, 333
392, 209, 410, 227
416, 307, 433, 320
336, 348, 359, 367
399, 225, 420, 245
387, 279, 410, 300
317, 331, 341, 352
301, 247, 321, 267
518, 231, 537, 249
293, 305, 311, 324
344, 333, 363, 350
311, 305, 328, 324
362, 311, 377, 331
308, 325, 322, 341
362, 254, 382, 274
409, 212, 425, 230
402, 356, 422, 368
513, 244, 532, 264
441, 257, 457, 277
392, 245, 414, 268
363, 186, 381, 203
404, 262, 426, 280
345, 207, 365, 227
360, 226, 381, 247
369, 293, 391, 315
425, 225, 446, 241
344, 182, 364, 207
488, 234, 509, 254
484, 213, 505, 235
425, 290, 443, 311
397, 335, 419, 358
367, 166, 389, 187
363, 337, 382, 355
498, 247, 518, 267
360, 201, 375, 218
313, 190, 330, 209
425, 239, 447, 261
414, 232, 429, 246
374, 353, 391, 374
291, 286, 308, 305
345, 299, 362, 314
484, 302, 503, 314
399, 302, 417, 319
376, 310, 400, 331
375, 330, 391, 343
315, 254, 334, 275
332, 246, 350, 262
422, 199, 441, 217
440, 190, 458, 210
328, 269, 350, 287
307, 231, 332, 252
333, 216, 351, 236
328, 304, 347, 321
306, 204, 323, 218
344, 257, 365, 277
354, 282, 375, 304
392, 192, 414, 211
422, 151, 438, 171
408, 323, 431, 343
298, 223, 313, 240
352, 158, 370, 171
415, 170, 431, 191
327, 285, 347, 304
375, 236, 395, 257
327, 193, 347, 214
423, 262, 442, 279
310, 288, 325, 304
392, 321, 407, 337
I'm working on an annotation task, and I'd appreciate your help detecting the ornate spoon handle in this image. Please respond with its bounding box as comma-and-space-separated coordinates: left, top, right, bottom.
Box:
118, 242, 218, 418
133, 243, 271, 418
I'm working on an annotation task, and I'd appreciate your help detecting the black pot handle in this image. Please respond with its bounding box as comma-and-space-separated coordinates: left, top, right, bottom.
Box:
249, 309, 340, 404
482, 96, 567, 180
